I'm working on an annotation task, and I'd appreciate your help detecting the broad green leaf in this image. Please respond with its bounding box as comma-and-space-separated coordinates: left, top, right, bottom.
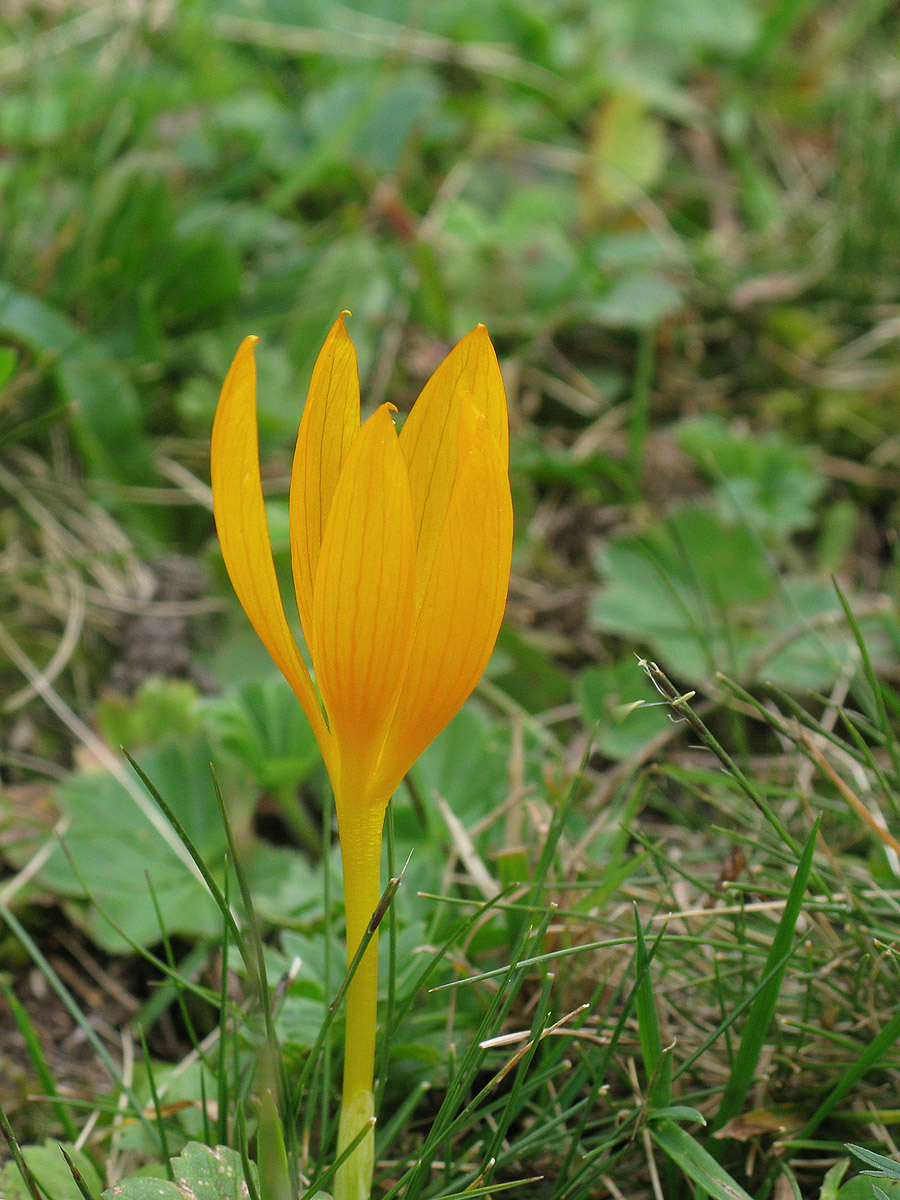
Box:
201, 676, 321, 792
102, 1143, 258, 1200
836, 1179, 900, 1200
590, 505, 891, 689
0, 1142, 102, 1200
591, 271, 683, 329
676, 415, 824, 537
0, 281, 154, 490
32, 737, 246, 949
584, 93, 668, 213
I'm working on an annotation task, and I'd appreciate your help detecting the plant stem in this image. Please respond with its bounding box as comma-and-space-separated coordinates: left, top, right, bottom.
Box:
334, 801, 385, 1200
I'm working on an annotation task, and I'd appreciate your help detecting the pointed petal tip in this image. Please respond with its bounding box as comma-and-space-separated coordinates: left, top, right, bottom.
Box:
325, 312, 354, 344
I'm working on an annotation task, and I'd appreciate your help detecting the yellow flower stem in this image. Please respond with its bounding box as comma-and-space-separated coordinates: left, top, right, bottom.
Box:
334, 798, 386, 1200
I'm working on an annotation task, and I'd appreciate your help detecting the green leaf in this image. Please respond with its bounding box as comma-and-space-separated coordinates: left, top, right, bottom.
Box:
201, 677, 320, 792
836, 1178, 900, 1200
650, 1120, 755, 1200
585, 93, 668, 212
591, 271, 683, 329
0, 1143, 103, 1200
848, 1146, 900, 1180
0, 345, 18, 390
102, 1143, 258, 1200
821, 1160, 851, 1200
676, 415, 824, 537
32, 738, 240, 949
590, 506, 772, 679
589, 505, 889, 689
0, 281, 155, 491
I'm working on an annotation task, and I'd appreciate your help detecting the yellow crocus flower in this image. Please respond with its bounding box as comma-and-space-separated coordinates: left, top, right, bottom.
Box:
210, 314, 513, 1200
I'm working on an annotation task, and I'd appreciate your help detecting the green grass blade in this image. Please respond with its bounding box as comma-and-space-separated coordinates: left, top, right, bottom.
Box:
633, 905, 672, 1110
650, 1119, 755, 1200
59, 1147, 100, 1200
847, 1144, 900, 1179
0, 899, 157, 1143
2, 983, 78, 1142
799, 1005, 900, 1140
137, 1024, 173, 1176
123, 751, 258, 990
0, 1100, 44, 1200
713, 816, 820, 1135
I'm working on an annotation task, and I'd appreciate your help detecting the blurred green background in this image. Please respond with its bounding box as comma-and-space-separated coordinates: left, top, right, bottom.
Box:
3, 2, 900, 1196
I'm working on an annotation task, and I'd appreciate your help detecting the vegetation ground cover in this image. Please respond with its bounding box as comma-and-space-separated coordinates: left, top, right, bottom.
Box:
2, 2, 900, 1197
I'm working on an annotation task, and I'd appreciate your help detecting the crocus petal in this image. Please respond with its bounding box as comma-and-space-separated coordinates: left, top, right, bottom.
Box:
312, 403, 416, 799
375, 409, 512, 796
211, 337, 333, 763
290, 313, 361, 645
399, 325, 508, 606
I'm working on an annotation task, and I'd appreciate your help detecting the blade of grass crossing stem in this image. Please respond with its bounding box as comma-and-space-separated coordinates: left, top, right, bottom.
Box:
712, 817, 820, 1138
374, 801, 399, 1111
2, 984, 78, 1141
798, 1003, 900, 1140
59, 1147, 100, 1200
123, 752, 257, 990
289, 865, 407, 1121
302, 1114, 376, 1199
634, 905, 672, 1110
218, 870, 232, 1146
651, 1120, 755, 1200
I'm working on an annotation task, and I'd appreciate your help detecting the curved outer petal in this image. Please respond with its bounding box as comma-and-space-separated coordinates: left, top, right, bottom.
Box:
290, 314, 361, 647
312, 404, 417, 803
211, 337, 333, 768
399, 325, 508, 607
375, 409, 512, 797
